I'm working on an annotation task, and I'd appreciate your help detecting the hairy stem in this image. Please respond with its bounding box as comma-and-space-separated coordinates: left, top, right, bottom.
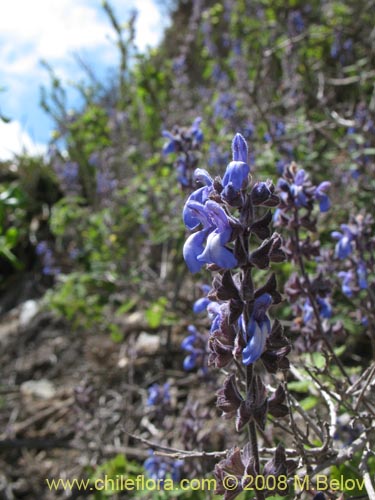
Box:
246, 364, 265, 500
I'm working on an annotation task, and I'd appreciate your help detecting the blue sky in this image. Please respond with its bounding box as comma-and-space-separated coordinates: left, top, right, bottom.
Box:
0, 0, 167, 160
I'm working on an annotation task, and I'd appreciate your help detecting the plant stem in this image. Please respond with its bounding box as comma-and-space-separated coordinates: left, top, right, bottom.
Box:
246, 364, 265, 500
292, 214, 351, 384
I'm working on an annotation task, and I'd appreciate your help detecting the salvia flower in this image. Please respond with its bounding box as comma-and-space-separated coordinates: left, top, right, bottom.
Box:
147, 383, 170, 407
193, 284, 212, 313
144, 454, 183, 484
36, 241, 60, 276
331, 224, 355, 259
221, 134, 250, 205
338, 270, 354, 297
182, 169, 213, 230
181, 325, 208, 371
357, 261, 368, 289
303, 297, 332, 324
162, 130, 177, 155
242, 294, 272, 365
190, 117, 203, 145
183, 199, 237, 273
314, 181, 331, 212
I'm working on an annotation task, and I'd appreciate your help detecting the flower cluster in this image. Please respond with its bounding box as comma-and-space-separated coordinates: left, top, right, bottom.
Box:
273, 162, 338, 351
147, 383, 171, 407
181, 325, 208, 372
182, 132, 293, 498
162, 118, 204, 188
331, 214, 373, 328
50, 148, 81, 197
144, 453, 183, 484
36, 241, 60, 277
183, 133, 290, 367
345, 103, 375, 178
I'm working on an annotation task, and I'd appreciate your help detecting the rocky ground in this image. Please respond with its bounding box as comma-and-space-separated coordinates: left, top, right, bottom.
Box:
0, 298, 184, 498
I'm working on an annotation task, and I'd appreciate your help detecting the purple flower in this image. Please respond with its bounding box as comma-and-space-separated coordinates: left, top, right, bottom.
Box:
338, 270, 354, 297
231, 133, 248, 163
190, 117, 203, 144
144, 454, 183, 483
289, 169, 308, 207
242, 122, 254, 139
207, 301, 224, 333
147, 383, 170, 407
331, 225, 355, 259
357, 261, 368, 289
183, 200, 237, 273
222, 161, 250, 192
36, 241, 60, 276
181, 325, 207, 371
242, 293, 272, 365
182, 169, 213, 230
162, 130, 177, 155
276, 159, 288, 175
176, 156, 189, 187
289, 10, 304, 33
303, 297, 332, 324
193, 284, 212, 314
314, 181, 331, 212
221, 137, 250, 204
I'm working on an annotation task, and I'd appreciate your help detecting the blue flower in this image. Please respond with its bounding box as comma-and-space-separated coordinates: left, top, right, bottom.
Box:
181, 325, 206, 371
176, 156, 189, 186
314, 181, 331, 212
290, 169, 308, 207
144, 454, 183, 484
357, 261, 368, 289
317, 297, 332, 318
183, 200, 237, 273
242, 122, 254, 139
302, 299, 314, 323
222, 161, 250, 193
221, 138, 250, 204
207, 302, 224, 333
182, 169, 213, 230
303, 297, 332, 323
276, 159, 288, 175
147, 383, 170, 407
338, 270, 354, 297
190, 117, 203, 144
242, 294, 272, 365
290, 10, 304, 33
331, 225, 355, 259
193, 296, 211, 314
162, 130, 177, 155
231, 133, 248, 163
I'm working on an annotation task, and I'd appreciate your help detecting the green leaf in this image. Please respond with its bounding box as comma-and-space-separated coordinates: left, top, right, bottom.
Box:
5, 227, 19, 246
145, 297, 167, 328
288, 380, 311, 393
299, 396, 319, 411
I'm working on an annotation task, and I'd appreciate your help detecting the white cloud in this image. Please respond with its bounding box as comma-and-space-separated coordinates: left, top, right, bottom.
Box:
0, 0, 164, 76
0, 120, 46, 160
0, 0, 167, 149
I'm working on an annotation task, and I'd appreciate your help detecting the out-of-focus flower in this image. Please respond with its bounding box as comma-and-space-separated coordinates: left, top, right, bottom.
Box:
314, 181, 331, 212
181, 325, 207, 371
144, 453, 183, 484
147, 383, 170, 407
303, 297, 332, 324
338, 270, 354, 297
331, 225, 355, 259
357, 261, 368, 289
